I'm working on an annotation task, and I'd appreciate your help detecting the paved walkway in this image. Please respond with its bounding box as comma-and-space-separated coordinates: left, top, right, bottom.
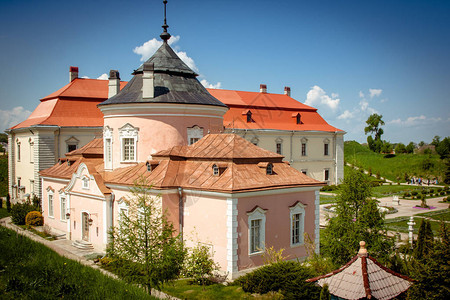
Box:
0, 217, 178, 299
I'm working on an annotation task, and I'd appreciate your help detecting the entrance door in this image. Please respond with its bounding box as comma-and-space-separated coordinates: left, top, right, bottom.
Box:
82, 212, 89, 241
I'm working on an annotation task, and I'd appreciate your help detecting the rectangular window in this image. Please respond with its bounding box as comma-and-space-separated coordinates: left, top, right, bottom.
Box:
189, 137, 200, 145
276, 143, 282, 155
324, 143, 329, 156
301, 143, 306, 156
105, 138, 112, 164
48, 195, 54, 217
60, 196, 67, 221
292, 213, 301, 245
67, 144, 77, 153
17, 144, 21, 161
250, 219, 261, 254
30, 143, 34, 163
324, 169, 330, 181
123, 138, 135, 161
82, 177, 89, 189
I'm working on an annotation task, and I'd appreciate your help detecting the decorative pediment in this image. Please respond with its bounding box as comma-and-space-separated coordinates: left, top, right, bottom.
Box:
275, 137, 283, 143
246, 206, 267, 216
103, 125, 113, 140
65, 136, 80, 144
323, 138, 330, 143
187, 125, 203, 138
119, 123, 139, 139
301, 137, 308, 143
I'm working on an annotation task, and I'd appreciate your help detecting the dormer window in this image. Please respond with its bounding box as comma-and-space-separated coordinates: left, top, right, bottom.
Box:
212, 164, 219, 176
242, 110, 252, 123
82, 176, 89, 189
292, 113, 302, 124
146, 162, 152, 172
266, 163, 273, 175
146, 160, 160, 172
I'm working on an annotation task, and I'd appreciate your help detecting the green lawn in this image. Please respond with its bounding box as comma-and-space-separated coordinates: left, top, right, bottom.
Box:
161, 279, 269, 300
0, 226, 155, 299
415, 209, 450, 221
385, 211, 449, 235
344, 141, 445, 182
320, 194, 337, 204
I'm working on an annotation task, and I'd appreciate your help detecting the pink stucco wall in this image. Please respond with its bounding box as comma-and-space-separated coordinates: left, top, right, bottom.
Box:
182, 194, 228, 271
236, 190, 316, 271
42, 179, 70, 234
104, 114, 223, 169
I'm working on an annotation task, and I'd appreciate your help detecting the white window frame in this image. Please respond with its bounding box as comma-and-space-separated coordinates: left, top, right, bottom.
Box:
60, 193, 67, 222
119, 123, 139, 162
29, 138, 34, 163
65, 136, 79, 153
104, 126, 113, 169
187, 125, 203, 145
290, 202, 306, 247
324, 138, 330, 156
47, 188, 54, 218
324, 168, 330, 182
301, 137, 308, 157
16, 139, 21, 162
266, 163, 273, 175
212, 164, 219, 176
275, 137, 283, 155
82, 176, 90, 190
247, 207, 266, 255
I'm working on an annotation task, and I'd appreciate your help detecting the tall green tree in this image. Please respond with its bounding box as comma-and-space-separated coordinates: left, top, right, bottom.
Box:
364, 113, 385, 141
108, 179, 185, 294
321, 168, 394, 265
406, 142, 415, 154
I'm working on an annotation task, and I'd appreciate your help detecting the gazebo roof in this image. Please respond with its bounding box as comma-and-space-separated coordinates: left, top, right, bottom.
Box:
306, 242, 413, 300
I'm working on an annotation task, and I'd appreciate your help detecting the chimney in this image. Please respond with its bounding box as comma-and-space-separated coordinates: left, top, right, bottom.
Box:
69, 66, 78, 82
108, 70, 120, 98
284, 86, 291, 97
260, 84, 267, 93
142, 62, 154, 99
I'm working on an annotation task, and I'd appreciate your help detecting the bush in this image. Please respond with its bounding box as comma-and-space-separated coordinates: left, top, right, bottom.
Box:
412, 191, 418, 196
403, 192, 411, 198
440, 191, 445, 196
6, 194, 11, 212
183, 243, 218, 285
235, 261, 320, 299
11, 202, 38, 225
25, 211, 44, 226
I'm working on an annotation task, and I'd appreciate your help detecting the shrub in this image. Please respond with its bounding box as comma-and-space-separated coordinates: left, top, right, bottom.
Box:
412, 191, 418, 196
0, 197, 2, 209
235, 261, 320, 299
403, 192, 411, 198
11, 202, 37, 225
25, 211, 44, 226
6, 194, 11, 212
440, 191, 445, 196
183, 243, 218, 285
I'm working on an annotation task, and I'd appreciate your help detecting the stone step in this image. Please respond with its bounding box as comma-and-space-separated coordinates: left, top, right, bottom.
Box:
72, 240, 94, 250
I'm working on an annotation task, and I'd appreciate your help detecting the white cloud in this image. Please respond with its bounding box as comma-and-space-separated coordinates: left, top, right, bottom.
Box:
359, 91, 365, 98
81, 75, 90, 79
97, 73, 108, 80
359, 99, 369, 111
388, 115, 443, 126
174, 50, 198, 72
369, 88, 382, 98
0, 106, 32, 131
338, 110, 354, 120
200, 79, 222, 89
305, 85, 340, 111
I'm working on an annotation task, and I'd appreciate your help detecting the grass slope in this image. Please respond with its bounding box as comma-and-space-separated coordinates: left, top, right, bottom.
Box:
0, 226, 155, 299
344, 141, 445, 182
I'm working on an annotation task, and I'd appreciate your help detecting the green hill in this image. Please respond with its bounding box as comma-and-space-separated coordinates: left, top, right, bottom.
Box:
344, 141, 445, 182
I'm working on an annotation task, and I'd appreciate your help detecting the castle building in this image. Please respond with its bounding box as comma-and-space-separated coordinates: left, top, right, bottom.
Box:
37, 18, 325, 277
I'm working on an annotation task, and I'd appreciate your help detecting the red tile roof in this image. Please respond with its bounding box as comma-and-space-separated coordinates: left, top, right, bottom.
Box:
43, 134, 324, 193
306, 242, 412, 300
207, 89, 342, 132
11, 78, 341, 133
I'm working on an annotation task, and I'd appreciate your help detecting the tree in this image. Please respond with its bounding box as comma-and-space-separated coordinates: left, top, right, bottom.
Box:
365, 113, 385, 141
431, 135, 441, 147
435, 136, 450, 159
406, 142, 415, 154
380, 140, 393, 154
418, 141, 425, 147
108, 179, 185, 294
0, 133, 7, 144
321, 169, 394, 265
395, 143, 406, 154
414, 219, 434, 260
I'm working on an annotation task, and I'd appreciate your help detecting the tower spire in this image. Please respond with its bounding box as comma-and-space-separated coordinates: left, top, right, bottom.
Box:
160, 0, 171, 43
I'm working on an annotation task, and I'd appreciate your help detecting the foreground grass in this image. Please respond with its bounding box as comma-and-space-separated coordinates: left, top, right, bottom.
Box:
161, 279, 271, 300
0, 226, 155, 299
344, 141, 445, 182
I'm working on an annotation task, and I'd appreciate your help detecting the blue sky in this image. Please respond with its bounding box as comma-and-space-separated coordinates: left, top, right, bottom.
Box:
0, 0, 449, 144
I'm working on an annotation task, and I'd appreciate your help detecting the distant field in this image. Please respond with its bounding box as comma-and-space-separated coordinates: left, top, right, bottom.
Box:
385, 210, 449, 235
344, 141, 445, 182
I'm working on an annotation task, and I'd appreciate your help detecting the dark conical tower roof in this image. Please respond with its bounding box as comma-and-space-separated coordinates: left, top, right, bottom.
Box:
99, 42, 226, 107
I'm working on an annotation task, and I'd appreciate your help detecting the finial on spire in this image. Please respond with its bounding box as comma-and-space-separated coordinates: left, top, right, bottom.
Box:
358, 241, 368, 257
160, 0, 171, 42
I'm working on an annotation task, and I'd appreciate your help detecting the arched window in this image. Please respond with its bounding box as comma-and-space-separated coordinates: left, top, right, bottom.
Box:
296, 113, 301, 124
266, 163, 273, 175
246, 111, 252, 123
